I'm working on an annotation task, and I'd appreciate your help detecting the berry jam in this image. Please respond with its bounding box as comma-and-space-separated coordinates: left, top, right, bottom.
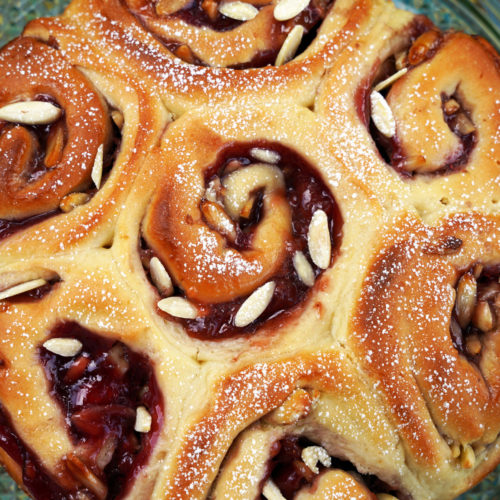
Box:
2, 322, 164, 500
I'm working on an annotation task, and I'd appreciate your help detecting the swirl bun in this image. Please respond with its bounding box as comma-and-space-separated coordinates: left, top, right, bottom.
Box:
0, 37, 111, 220
0, 0, 499, 499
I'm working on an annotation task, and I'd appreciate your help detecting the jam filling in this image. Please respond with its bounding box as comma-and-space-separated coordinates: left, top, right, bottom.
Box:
0, 404, 69, 499
143, 140, 343, 340
0, 110, 121, 241
133, 0, 332, 68
450, 264, 500, 364
36, 321, 163, 499
260, 435, 401, 499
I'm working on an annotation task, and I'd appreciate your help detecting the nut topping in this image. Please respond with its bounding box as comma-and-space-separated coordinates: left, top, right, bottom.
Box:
91, 144, 104, 189
64, 454, 108, 500
373, 67, 408, 92
59, 192, 90, 213
200, 200, 237, 242
134, 406, 152, 433
455, 272, 477, 328
275, 25, 304, 66
234, 281, 275, 327
472, 300, 494, 332
274, 0, 310, 21
43, 338, 83, 357
219, 1, 259, 21
307, 209, 331, 269
158, 296, 198, 319
250, 148, 281, 164
370, 90, 396, 138
262, 479, 286, 500
301, 445, 332, 474
460, 444, 476, 469
0, 101, 62, 125
0, 279, 48, 301
293, 251, 315, 286
150, 257, 174, 297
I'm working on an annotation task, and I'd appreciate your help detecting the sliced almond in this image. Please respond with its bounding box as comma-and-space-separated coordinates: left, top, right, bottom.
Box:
0, 278, 47, 300
265, 388, 317, 425
377, 495, 400, 500
96, 435, 118, 470
275, 25, 304, 66
43, 338, 83, 357
293, 251, 315, 286
0, 101, 62, 125
465, 335, 482, 356
91, 144, 104, 190
111, 110, 124, 129
150, 257, 174, 296
455, 273, 477, 328
307, 210, 331, 269
201, 200, 237, 242
444, 99, 460, 115
64, 454, 107, 500
455, 113, 475, 135
394, 51, 407, 70
158, 296, 198, 319
274, 0, 309, 21
59, 192, 90, 213
234, 281, 275, 328
373, 68, 408, 92
108, 343, 129, 376
370, 90, 396, 138
460, 444, 475, 469
250, 148, 281, 164
219, 1, 258, 21
301, 445, 331, 474
134, 406, 152, 433
262, 479, 286, 500
472, 301, 494, 332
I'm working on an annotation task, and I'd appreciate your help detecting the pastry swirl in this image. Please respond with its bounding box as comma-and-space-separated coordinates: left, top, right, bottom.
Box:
0, 0, 499, 499
0, 37, 112, 221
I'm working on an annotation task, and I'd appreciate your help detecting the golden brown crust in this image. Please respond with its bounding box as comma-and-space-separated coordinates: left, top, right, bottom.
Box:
0, 0, 498, 499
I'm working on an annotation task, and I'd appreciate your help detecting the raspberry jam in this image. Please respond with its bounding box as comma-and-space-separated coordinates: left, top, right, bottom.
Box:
0, 322, 163, 499
144, 140, 343, 340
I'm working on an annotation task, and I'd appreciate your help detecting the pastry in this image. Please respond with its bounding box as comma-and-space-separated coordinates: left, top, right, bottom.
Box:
0, 0, 499, 499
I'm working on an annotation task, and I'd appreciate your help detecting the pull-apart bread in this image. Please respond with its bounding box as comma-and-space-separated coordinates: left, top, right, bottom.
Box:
0, 0, 499, 498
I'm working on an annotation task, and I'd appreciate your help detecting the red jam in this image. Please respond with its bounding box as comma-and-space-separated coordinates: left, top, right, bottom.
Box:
144, 140, 343, 340
7, 321, 166, 500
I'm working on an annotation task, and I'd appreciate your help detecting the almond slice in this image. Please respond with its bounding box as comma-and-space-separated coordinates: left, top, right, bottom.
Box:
307, 210, 331, 269
250, 148, 281, 164
0, 101, 62, 125
91, 144, 104, 189
370, 91, 396, 138
262, 479, 286, 500
373, 68, 408, 92
65, 454, 107, 500
234, 281, 275, 328
455, 273, 477, 328
301, 446, 331, 474
274, 0, 309, 21
59, 192, 90, 213
0, 278, 47, 300
43, 338, 83, 357
219, 1, 258, 21
134, 406, 152, 433
275, 25, 304, 66
150, 257, 174, 296
293, 251, 315, 287
158, 296, 198, 319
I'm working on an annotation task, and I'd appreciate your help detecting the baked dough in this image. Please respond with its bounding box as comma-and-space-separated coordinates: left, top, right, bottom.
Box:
0, 0, 498, 499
